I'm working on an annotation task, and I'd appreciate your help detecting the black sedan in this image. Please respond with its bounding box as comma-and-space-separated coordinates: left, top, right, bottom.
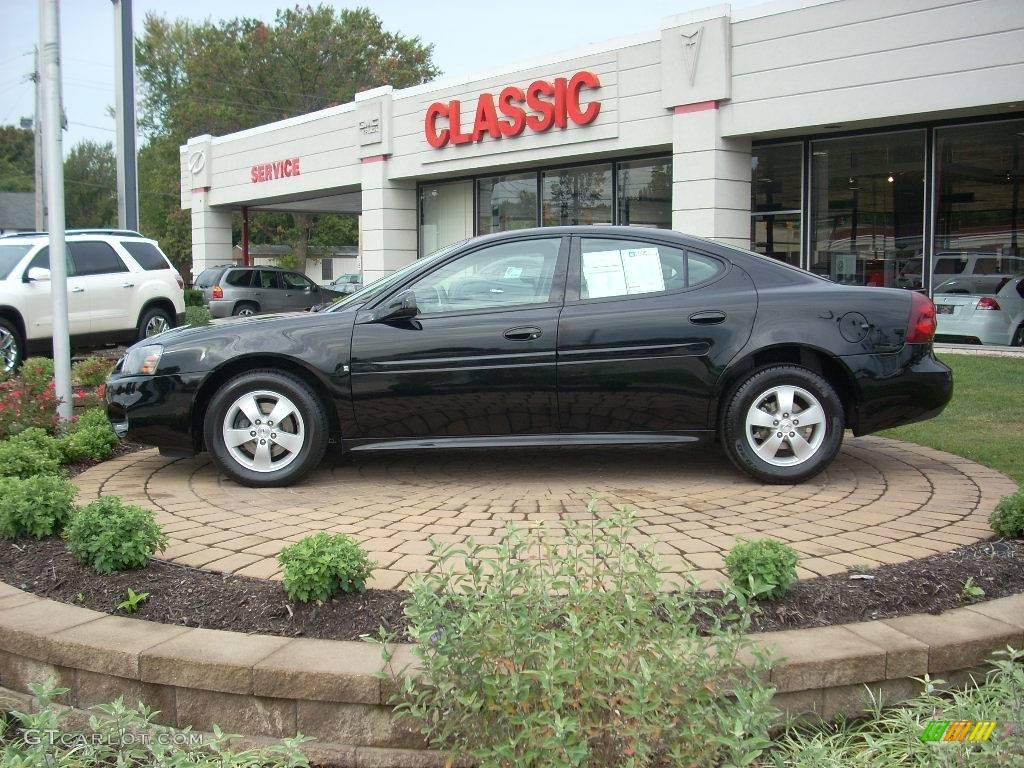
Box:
106, 227, 952, 487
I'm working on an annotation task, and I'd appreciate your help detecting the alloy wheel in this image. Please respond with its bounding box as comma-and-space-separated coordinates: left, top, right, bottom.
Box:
237, 307, 255, 317
744, 385, 827, 467
145, 315, 171, 337
221, 389, 305, 473
0, 327, 17, 373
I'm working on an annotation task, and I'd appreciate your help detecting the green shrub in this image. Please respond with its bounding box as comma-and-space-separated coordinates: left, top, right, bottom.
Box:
71, 356, 113, 386
375, 501, 776, 768
725, 537, 800, 600
279, 532, 374, 603
990, 490, 1024, 538
0, 428, 64, 478
59, 408, 119, 463
19, 356, 54, 394
63, 497, 168, 573
184, 287, 205, 306
185, 305, 212, 326
1, 680, 312, 767
0, 474, 76, 538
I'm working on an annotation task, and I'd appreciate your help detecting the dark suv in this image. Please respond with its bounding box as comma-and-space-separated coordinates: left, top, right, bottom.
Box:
194, 265, 342, 318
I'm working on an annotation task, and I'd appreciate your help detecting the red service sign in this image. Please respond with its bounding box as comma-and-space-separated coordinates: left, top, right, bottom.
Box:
425, 71, 601, 149
251, 157, 301, 183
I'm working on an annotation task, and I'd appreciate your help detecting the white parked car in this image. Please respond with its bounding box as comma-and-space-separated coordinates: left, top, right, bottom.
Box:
934, 274, 1024, 347
0, 229, 186, 372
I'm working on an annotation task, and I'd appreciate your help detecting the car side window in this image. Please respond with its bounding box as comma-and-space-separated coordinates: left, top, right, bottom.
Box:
121, 241, 171, 271
578, 238, 724, 300
69, 241, 128, 276
283, 272, 313, 289
26, 246, 76, 277
257, 271, 279, 289
409, 238, 562, 316
224, 269, 254, 287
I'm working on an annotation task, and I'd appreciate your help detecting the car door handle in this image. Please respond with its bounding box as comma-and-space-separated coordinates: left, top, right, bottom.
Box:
504, 326, 542, 341
689, 310, 726, 325
70, 286, 85, 293
122, 282, 134, 288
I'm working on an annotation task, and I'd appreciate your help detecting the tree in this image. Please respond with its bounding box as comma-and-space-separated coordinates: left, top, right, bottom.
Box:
0, 125, 34, 193
134, 5, 440, 276
63, 141, 117, 228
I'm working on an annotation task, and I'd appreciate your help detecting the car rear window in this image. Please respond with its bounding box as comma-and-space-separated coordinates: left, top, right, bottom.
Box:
224, 269, 254, 287
195, 268, 222, 288
122, 241, 171, 271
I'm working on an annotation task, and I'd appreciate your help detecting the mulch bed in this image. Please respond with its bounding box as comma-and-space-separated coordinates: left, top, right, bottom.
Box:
0, 536, 1021, 641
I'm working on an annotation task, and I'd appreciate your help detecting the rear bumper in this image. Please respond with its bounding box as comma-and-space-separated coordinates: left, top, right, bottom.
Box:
845, 345, 953, 436
105, 371, 207, 454
208, 300, 236, 319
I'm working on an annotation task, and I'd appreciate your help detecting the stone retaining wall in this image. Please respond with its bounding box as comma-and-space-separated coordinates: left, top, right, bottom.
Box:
1, 581, 1022, 767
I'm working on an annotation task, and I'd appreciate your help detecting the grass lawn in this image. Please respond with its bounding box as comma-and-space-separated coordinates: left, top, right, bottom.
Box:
881, 353, 1024, 486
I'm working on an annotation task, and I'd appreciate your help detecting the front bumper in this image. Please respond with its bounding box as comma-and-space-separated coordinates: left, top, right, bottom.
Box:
106, 371, 207, 455
846, 345, 953, 435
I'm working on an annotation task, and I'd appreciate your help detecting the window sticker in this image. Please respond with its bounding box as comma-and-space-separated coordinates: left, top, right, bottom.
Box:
503, 266, 524, 279
582, 247, 665, 298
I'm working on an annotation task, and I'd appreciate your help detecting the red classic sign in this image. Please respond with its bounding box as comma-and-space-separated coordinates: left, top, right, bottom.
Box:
251, 157, 301, 183
424, 71, 601, 149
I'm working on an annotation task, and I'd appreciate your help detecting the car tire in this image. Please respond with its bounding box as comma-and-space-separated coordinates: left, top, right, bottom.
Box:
204, 369, 329, 487
0, 317, 24, 374
1013, 324, 1024, 347
137, 307, 173, 341
233, 302, 258, 317
720, 365, 844, 484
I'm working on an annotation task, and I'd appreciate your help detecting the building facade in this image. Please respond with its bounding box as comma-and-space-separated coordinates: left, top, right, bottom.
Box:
182, 0, 1024, 339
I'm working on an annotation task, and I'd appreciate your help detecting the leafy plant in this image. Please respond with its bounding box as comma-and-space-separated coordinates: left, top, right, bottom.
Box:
0, 679, 312, 767
725, 537, 800, 600
374, 500, 777, 768
0, 428, 63, 478
185, 305, 212, 326
184, 287, 205, 307
961, 577, 986, 599
18, 356, 54, 394
278, 532, 374, 603
0, 376, 60, 439
63, 496, 168, 573
117, 588, 151, 613
990, 490, 1024, 538
59, 408, 119, 463
0, 474, 76, 538
72, 355, 113, 387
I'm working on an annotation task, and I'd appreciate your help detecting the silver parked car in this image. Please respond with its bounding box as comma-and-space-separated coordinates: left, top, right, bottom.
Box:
194, 265, 343, 318
934, 274, 1024, 346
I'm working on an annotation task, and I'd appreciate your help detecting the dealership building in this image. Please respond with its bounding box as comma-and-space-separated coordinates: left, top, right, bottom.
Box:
181, 0, 1024, 304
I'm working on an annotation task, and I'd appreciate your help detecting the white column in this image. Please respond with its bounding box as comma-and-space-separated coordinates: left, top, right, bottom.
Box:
360, 157, 417, 285
190, 194, 233, 277
671, 104, 752, 249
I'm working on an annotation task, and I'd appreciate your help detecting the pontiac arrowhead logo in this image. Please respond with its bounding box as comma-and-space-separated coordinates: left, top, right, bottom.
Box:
680, 28, 704, 86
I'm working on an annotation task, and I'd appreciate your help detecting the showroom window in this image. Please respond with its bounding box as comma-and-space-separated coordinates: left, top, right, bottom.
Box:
617, 158, 672, 229
751, 144, 802, 266
419, 180, 473, 256
542, 163, 613, 226
477, 173, 538, 235
810, 130, 925, 288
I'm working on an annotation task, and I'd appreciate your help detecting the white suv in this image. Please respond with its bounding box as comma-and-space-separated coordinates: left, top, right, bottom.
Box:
0, 229, 186, 372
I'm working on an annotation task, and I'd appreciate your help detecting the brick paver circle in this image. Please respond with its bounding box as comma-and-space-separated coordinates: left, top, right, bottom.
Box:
74, 437, 1017, 591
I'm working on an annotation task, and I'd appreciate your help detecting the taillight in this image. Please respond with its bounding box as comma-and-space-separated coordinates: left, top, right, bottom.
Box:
176, 277, 184, 289
976, 297, 1001, 311
906, 291, 936, 344
212, 285, 224, 299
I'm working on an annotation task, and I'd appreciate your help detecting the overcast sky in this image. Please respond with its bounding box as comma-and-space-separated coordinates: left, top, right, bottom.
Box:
0, 0, 763, 153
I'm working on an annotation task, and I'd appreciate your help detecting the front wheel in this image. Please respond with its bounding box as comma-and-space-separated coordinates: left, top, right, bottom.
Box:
204, 370, 329, 487
720, 365, 844, 484
0, 318, 24, 374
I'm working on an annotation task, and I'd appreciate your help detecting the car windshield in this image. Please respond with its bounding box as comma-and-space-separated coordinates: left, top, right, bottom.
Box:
0, 244, 31, 280
324, 241, 466, 312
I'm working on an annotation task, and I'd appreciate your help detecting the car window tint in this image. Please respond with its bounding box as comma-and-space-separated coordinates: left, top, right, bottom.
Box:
224, 269, 254, 287
257, 270, 279, 289
69, 241, 128, 275
0, 244, 31, 280
195, 268, 220, 287
411, 238, 561, 316
121, 241, 170, 271
282, 272, 311, 289
579, 239, 723, 299
1017, 280, 1024, 300
934, 258, 966, 275
27, 246, 76, 277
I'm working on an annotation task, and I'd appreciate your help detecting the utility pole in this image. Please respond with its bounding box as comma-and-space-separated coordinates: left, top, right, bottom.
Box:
112, 0, 139, 231
39, 0, 73, 424
31, 46, 44, 230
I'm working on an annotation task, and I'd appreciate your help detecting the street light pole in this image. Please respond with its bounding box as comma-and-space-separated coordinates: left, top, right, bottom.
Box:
112, 0, 139, 231
39, 0, 73, 424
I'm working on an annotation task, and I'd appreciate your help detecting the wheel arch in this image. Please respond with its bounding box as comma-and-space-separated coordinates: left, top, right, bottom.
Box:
0, 306, 26, 340
232, 300, 260, 315
191, 354, 340, 452
138, 298, 178, 327
713, 344, 860, 432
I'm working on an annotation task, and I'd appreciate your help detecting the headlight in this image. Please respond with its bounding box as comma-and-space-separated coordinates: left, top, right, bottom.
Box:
122, 344, 163, 375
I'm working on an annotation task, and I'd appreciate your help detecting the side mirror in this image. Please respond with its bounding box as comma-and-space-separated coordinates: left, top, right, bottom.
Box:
377, 290, 418, 322
25, 267, 50, 283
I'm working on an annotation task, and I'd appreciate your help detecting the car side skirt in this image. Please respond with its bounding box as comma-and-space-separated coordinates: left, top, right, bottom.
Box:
345, 431, 712, 451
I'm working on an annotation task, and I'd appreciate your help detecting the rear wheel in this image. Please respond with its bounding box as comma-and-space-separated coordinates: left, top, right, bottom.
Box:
0, 318, 24, 374
233, 302, 258, 317
1012, 324, 1024, 347
721, 365, 844, 484
137, 307, 173, 341
204, 370, 329, 487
